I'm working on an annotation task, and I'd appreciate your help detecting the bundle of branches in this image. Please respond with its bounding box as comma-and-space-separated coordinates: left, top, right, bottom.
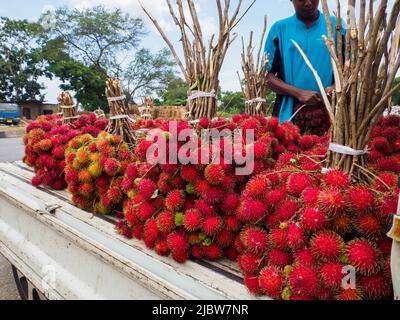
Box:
140, 0, 256, 120
296, 0, 400, 180
105, 78, 136, 149
238, 16, 270, 116
58, 92, 77, 124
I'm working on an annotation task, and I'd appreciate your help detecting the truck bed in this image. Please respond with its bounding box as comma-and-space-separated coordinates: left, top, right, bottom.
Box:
0, 161, 267, 300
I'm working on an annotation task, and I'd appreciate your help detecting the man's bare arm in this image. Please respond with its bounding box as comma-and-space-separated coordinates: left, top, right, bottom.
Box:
266, 73, 322, 106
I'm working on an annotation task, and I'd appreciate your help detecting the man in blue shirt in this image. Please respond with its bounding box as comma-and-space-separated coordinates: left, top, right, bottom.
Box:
265, 0, 345, 131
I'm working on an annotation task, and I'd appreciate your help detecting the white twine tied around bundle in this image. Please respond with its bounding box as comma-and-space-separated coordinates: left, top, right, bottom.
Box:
245, 97, 266, 105
188, 90, 216, 101
109, 114, 137, 124
59, 105, 76, 109
107, 95, 126, 103
328, 143, 369, 156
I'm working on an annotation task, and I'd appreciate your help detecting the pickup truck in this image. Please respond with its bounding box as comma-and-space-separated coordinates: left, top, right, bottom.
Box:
0, 161, 266, 300
0, 103, 21, 126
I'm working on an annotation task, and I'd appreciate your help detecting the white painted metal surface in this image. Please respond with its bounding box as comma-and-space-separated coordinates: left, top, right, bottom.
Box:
0, 162, 267, 300
391, 192, 400, 300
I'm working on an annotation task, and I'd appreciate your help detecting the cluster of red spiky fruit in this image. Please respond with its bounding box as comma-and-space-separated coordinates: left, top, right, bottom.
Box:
115, 116, 328, 264
23, 113, 108, 190
369, 114, 400, 174
24, 112, 399, 300
237, 154, 397, 300
64, 131, 136, 213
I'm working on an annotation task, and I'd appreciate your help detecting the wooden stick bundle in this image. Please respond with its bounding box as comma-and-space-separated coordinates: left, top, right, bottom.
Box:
140, 0, 256, 120
238, 16, 270, 116
318, 0, 400, 180
58, 92, 77, 124
105, 78, 136, 149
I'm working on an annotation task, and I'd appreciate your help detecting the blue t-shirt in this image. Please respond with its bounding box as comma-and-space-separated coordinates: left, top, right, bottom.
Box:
264, 11, 346, 122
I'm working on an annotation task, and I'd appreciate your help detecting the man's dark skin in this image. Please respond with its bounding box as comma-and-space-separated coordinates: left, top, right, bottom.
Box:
266, 0, 332, 106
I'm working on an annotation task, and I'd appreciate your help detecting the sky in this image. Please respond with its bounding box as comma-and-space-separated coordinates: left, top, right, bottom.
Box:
0, 0, 396, 103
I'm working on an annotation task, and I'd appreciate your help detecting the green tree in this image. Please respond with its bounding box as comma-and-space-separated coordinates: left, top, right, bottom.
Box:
41, 6, 145, 75
117, 48, 176, 104
219, 91, 245, 115
0, 18, 51, 102
158, 78, 188, 106
393, 77, 400, 106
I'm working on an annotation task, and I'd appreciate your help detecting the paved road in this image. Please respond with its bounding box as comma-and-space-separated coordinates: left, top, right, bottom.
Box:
0, 137, 24, 300
0, 137, 25, 162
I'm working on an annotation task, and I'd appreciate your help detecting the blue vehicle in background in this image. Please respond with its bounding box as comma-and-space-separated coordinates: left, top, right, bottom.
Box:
0, 103, 21, 125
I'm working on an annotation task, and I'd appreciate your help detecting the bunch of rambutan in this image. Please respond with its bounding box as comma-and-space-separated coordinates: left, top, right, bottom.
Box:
236, 157, 396, 300
24, 113, 108, 190
64, 131, 135, 213
368, 115, 400, 174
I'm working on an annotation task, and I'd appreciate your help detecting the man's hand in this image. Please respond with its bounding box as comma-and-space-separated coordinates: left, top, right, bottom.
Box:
296, 89, 322, 106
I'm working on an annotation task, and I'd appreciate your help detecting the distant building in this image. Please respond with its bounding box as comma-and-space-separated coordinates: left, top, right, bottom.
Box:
18, 101, 58, 120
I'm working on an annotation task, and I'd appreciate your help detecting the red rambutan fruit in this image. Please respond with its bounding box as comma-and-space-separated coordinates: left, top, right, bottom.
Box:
268, 249, 292, 269
137, 202, 155, 221
310, 231, 344, 262
353, 213, 382, 238
265, 187, 287, 207
225, 247, 239, 261
31, 176, 42, 187
202, 186, 224, 204
191, 245, 204, 259
237, 199, 267, 223
370, 137, 391, 154
346, 239, 380, 275
165, 190, 185, 212
132, 225, 143, 240
204, 164, 225, 185
172, 250, 189, 263
270, 227, 288, 250
107, 187, 123, 204
300, 207, 327, 232
220, 192, 240, 214
373, 172, 398, 192
195, 199, 216, 216
318, 189, 346, 216
156, 211, 176, 233
203, 216, 224, 236
375, 157, 400, 173
323, 169, 351, 189
238, 252, 263, 275
240, 227, 269, 255
125, 207, 139, 227
180, 165, 199, 182
287, 223, 305, 250
288, 265, 319, 296
244, 274, 262, 295
377, 238, 393, 256
183, 209, 203, 232
137, 178, 157, 200
243, 174, 271, 199
125, 163, 138, 180
78, 169, 92, 183
294, 248, 315, 267
359, 273, 392, 300
287, 172, 313, 196
143, 218, 159, 248
335, 288, 362, 300
154, 240, 170, 256
215, 229, 234, 248
346, 186, 375, 213
258, 267, 285, 299
79, 182, 94, 197
103, 158, 120, 176
302, 188, 321, 206
331, 215, 353, 235
275, 199, 300, 223
167, 231, 189, 253
319, 262, 344, 290
377, 195, 398, 222
203, 243, 223, 261
223, 215, 242, 232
